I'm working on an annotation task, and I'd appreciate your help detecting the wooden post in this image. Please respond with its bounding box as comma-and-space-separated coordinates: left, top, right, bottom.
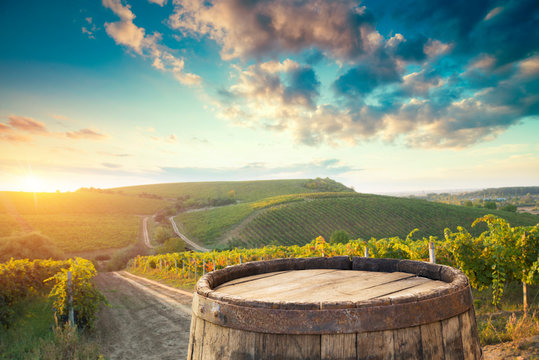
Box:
195, 259, 198, 280
175, 258, 178, 274
67, 271, 75, 327
213, 258, 216, 272
523, 281, 528, 314
364, 247, 369, 258
188, 260, 191, 279
429, 242, 436, 264
227, 257, 229, 267
160, 259, 162, 270
239, 255, 242, 264
203, 259, 206, 275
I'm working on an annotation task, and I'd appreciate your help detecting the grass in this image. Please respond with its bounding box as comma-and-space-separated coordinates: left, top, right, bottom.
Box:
473, 282, 539, 346
0, 190, 169, 255
0, 214, 140, 253
0, 296, 102, 359
129, 267, 197, 293
175, 203, 254, 246
0, 191, 167, 215
0, 296, 55, 359
110, 179, 350, 202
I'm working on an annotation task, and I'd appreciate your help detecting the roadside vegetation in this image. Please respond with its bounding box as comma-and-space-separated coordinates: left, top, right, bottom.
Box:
130, 215, 539, 347
0, 258, 104, 359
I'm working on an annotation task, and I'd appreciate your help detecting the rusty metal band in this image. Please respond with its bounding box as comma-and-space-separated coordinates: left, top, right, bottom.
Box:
192, 284, 473, 334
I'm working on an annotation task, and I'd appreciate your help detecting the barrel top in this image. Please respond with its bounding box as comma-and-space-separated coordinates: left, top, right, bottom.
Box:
214, 269, 450, 303
193, 257, 473, 334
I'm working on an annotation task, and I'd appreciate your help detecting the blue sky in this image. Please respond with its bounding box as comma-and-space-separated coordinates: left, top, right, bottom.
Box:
0, 0, 538, 193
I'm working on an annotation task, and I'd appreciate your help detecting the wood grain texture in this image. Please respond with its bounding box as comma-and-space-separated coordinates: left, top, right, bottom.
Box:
394, 326, 422, 360
254, 332, 321, 360
357, 330, 394, 360
214, 269, 448, 302
420, 321, 444, 360
442, 316, 465, 360
200, 321, 231, 360
228, 327, 255, 360
460, 310, 482, 360
321, 333, 356, 360
186, 315, 197, 360
189, 316, 206, 360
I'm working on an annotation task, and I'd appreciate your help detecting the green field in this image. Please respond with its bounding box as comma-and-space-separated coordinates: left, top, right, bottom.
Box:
110, 178, 352, 202
175, 192, 539, 248
0, 214, 140, 253
0, 191, 167, 215
0, 191, 167, 254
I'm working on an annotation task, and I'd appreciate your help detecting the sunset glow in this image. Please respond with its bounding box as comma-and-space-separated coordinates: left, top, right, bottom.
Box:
0, 0, 537, 193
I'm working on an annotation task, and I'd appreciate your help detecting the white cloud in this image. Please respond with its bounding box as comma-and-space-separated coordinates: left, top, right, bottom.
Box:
102, 0, 200, 85
148, 0, 167, 6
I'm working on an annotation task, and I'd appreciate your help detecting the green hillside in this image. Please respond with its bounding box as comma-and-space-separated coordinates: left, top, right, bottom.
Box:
176, 193, 539, 248
109, 178, 352, 202
0, 191, 167, 215
0, 191, 167, 254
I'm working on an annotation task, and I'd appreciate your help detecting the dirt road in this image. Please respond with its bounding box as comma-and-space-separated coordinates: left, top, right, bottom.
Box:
142, 216, 154, 248
169, 216, 209, 252
94, 272, 193, 360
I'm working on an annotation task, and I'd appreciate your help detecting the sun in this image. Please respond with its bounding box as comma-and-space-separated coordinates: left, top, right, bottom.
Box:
22, 175, 44, 192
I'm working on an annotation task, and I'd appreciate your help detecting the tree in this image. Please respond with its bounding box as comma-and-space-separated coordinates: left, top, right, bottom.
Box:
156, 237, 186, 254
500, 204, 517, 212
154, 226, 173, 245
329, 230, 350, 244
484, 201, 497, 210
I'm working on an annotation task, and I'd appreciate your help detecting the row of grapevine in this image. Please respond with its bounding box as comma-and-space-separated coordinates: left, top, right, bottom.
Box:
228, 195, 539, 248
0, 257, 105, 329
129, 215, 539, 308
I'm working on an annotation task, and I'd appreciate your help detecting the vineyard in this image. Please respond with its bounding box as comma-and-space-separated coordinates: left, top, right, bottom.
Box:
129, 215, 539, 309
0, 257, 104, 329
175, 192, 539, 248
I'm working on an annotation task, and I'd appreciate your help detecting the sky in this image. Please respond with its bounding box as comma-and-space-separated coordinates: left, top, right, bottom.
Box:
0, 0, 538, 194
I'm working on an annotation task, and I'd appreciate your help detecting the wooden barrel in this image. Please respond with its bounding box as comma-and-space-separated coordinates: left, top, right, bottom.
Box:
188, 257, 482, 360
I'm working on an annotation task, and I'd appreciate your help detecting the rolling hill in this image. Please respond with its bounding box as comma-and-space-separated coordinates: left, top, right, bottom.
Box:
109, 178, 353, 202
173, 192, 539, 249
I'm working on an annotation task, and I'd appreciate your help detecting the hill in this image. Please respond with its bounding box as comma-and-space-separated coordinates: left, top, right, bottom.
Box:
174, 193, 539, 248
109, 178, 353, 202
0, 191, 168, 254
462, 186, 539, 198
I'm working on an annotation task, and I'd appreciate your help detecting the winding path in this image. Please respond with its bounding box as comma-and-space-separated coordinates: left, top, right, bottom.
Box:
169, 216, 210, 252
142, 216, 154, 249
94, 271, 193, 360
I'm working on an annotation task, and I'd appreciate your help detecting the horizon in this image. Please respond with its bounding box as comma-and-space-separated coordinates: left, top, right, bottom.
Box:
1, 0, 538, 194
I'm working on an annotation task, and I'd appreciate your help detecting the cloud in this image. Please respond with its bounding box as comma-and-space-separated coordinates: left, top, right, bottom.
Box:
148, 0, 167, 6
158, 158, 359, 182
169, 0, 380, 60
146, 0, 539, 149
0, 123, 10, 133
103, 0, 200, 85
220, 59, 321, 116
102, 162, 122, 168
98, 151, 132, 157
0, 134, 31, 142
8, 116, 49, 134
65, 128, 107, 140
105, 20, 145, 53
